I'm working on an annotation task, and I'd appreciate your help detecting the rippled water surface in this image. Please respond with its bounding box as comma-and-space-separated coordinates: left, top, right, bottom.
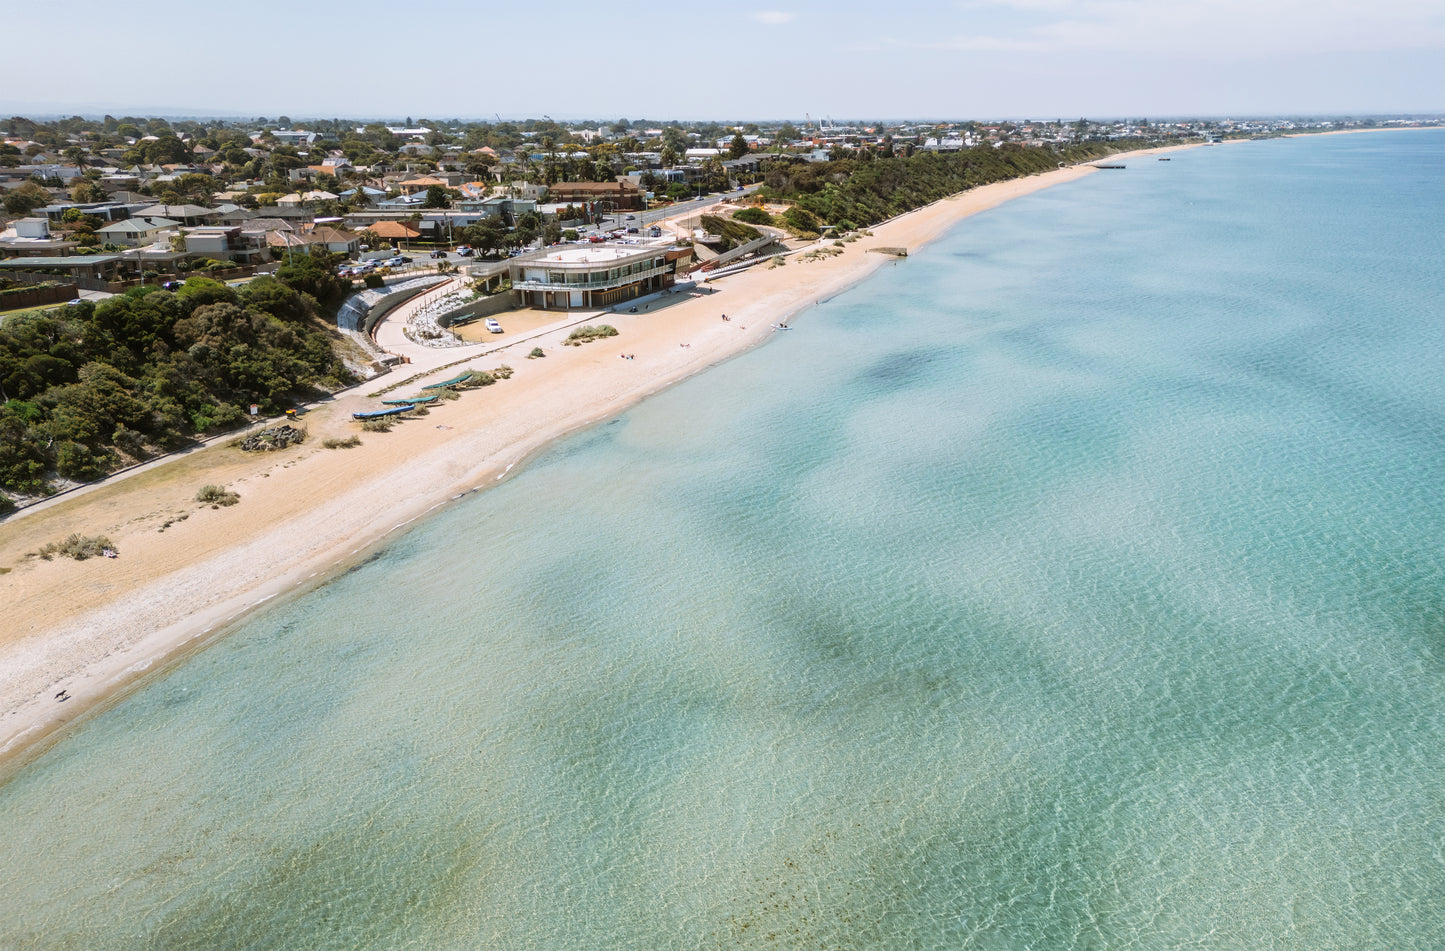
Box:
3, 131, 1443, 949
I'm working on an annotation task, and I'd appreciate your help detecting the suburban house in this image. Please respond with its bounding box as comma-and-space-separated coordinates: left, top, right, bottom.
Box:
95, 216, 181, 247
37, 201, 146, 223
212, 203, 258, 225
375, 193, 428, 211
398, 175, 448, 196
183, 226, 268, 264
269, 224, 359, 255
239, 218, 295, 242
500, 181, 547, 201
0, 254, 127, 282
543, 180, 644, 210
134, 203, 218, 226
254, 130, 318, 146
339, 185, 386, 206
364, 220, 422, 245
0, 218, 80, 257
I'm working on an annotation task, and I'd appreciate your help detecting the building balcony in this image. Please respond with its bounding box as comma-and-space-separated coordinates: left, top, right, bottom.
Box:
511, 263, 671, 293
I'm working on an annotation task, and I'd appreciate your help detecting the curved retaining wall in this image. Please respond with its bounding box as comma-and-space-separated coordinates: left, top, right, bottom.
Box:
336, 277, 450, 336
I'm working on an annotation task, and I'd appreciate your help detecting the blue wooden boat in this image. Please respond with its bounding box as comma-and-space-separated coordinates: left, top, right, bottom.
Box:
381, 394, 439, 406
352, 406, 411, 421
421, 372, 475, 390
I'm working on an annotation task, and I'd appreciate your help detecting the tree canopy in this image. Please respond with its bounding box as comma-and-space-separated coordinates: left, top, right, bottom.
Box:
758, 143, 1115, 229
0, 271, 355, 500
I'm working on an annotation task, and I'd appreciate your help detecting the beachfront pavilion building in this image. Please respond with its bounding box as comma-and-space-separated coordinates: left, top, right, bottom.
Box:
509, 244, 692, 310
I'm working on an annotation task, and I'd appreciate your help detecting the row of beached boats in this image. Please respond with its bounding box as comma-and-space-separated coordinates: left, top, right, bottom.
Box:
351, 372, 478, 420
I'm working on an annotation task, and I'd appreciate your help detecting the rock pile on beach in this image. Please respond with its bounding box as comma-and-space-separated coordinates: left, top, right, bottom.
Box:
238, 425, 305, 452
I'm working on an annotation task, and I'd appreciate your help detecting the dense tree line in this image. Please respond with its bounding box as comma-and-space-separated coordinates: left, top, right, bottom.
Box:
757, 142, 1120, 230
0, 257, 355, 506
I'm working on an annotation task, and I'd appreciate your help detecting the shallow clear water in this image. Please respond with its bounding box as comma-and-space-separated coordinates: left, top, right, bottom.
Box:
2, 131, 1443, 949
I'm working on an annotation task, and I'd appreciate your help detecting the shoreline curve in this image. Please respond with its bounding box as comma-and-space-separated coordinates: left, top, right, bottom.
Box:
0, 144, 1191, 781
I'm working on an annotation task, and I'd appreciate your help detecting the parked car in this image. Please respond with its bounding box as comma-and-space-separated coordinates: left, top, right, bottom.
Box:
431, 250, 448, 259
455, 245, 474, 256
484, 318, 503, 333
625, 214, 636, 220
649, 227, 662, 237
396, 255, 412, 263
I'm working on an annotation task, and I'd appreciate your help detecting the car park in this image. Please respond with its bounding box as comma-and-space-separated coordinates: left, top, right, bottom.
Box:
484, 318, 503, 333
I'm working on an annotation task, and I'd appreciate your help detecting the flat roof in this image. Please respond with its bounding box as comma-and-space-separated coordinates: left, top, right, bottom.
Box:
530, 246, 655, 265
0, 255, 121, 267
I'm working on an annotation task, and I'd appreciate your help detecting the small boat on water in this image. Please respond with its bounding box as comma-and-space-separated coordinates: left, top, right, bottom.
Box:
1158, 157, 1171, 161
352, 406, 411, 421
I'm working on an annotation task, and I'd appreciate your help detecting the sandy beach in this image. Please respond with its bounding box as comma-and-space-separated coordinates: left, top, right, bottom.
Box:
0, 146, 1187, 776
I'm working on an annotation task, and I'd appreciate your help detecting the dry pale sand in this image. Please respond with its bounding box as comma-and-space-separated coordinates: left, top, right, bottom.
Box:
0, 147, 1188, 775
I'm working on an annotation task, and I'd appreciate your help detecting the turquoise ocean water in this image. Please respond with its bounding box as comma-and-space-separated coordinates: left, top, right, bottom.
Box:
2, 131, 1443, 949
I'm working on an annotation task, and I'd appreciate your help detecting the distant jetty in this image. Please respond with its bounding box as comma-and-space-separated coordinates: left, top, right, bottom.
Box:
1091, 163, 1127, 169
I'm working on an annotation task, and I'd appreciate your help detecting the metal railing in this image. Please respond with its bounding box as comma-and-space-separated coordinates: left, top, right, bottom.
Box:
511, 263, 671, 292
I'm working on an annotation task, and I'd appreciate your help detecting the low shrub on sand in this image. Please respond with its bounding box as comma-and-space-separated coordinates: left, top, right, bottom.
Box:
195, 484, 241, 507
564, 325, 619, 346
323, 435, 362, 449
528, 347, 546, 359
39, 534, 117, 561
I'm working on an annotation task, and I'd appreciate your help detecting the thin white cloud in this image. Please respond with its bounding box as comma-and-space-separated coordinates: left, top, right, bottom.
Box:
930, 0, 1445, 54
751, 11, 796, 25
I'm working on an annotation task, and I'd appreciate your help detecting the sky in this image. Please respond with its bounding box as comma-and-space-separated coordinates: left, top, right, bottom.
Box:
3, 0, 1441, 121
